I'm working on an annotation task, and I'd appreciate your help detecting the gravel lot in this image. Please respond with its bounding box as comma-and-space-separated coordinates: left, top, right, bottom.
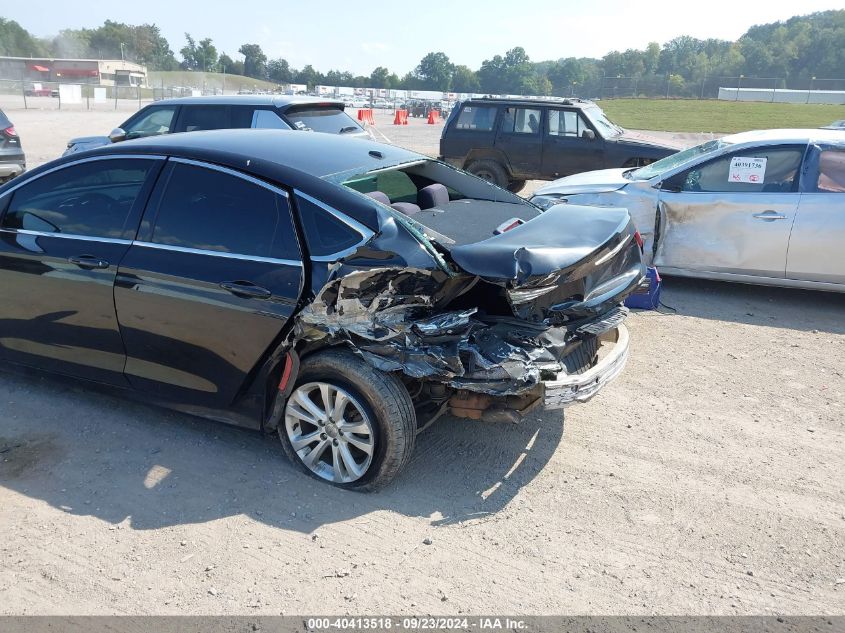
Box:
0, 103, 843, 615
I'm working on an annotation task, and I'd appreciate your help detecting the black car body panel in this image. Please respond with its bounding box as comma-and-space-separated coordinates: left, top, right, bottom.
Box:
0, 109, 26, 182
0, 129, 642, 430
439, 97, 676, 185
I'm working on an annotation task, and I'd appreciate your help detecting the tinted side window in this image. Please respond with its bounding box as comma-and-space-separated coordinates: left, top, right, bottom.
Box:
816, 149, 845, 193
454, 105, 497, 131
2, 159, 154, 238
124, 107, 176, 139
252, 109, 290, 129
549, 110, 587, 137
150, 163, 297, 259
230, 106, 256, 129
500, 107, 541, 135
180, 106, 230, 132
296, 195, 363, 257
677, 147, 804, 193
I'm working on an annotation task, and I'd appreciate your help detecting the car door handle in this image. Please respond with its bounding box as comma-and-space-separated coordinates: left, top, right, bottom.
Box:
219, 281, 273, 299
68, 255, 110, 269
752, 211, 788, 221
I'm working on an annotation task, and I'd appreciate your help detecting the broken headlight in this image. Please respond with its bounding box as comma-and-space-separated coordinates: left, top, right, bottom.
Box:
530, 195, 567, 211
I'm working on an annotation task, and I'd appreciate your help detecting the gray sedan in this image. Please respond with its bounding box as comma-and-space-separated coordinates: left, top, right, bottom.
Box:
531, 129, 845, 292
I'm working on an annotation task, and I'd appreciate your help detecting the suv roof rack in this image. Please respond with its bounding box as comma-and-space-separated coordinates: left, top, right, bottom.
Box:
472, 95, 593, 106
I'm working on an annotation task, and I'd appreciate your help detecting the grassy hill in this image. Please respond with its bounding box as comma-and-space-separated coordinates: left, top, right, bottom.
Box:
600, 99, 845, 133
147, 71, 282, 92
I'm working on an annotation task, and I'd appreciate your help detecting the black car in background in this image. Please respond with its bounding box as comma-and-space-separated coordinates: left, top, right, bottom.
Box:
439, 97, 678, 192
64, 95, 371, 155
0, 130, 642, 490
0, 108, 25, 183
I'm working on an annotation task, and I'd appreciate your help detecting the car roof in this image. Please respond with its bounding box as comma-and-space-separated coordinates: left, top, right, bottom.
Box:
150, 95, 345, 108
96, 128, 419, 177
463, 96, 596, 109
721, 128, 845, 146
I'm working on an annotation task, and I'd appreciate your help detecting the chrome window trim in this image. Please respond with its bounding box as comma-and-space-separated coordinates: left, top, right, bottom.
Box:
293, 190, 376, 262
169, 157, 289, 198
0, 154, 167, 199
132, 241, 302, 267
0, 228, 132, 245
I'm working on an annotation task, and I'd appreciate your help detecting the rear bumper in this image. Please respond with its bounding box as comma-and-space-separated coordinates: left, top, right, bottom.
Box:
543, 325, 629, 409
0, 158, 25, 179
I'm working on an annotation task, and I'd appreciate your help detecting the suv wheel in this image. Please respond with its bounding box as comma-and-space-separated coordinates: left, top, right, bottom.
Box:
466, 159, 509, 189
507, 180, 527, 194
279, 349, 416, 491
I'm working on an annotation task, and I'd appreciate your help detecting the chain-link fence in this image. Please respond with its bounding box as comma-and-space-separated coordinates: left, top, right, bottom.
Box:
0, 79, 242, 112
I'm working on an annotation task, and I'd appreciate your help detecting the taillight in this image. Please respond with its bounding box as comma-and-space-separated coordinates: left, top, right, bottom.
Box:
3, 126, 17, 137
633, 230, 644, 251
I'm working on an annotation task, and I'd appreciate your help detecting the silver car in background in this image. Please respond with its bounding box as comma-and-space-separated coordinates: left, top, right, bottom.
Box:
531, 129, 845, 292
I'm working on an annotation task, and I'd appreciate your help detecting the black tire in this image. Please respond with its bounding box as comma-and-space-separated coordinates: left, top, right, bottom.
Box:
278, 348, 416, 492
507, 179, 527, 194
466, 159, 509, 188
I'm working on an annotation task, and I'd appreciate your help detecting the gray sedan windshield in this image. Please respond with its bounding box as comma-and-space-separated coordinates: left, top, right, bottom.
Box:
628, 139, 731, 180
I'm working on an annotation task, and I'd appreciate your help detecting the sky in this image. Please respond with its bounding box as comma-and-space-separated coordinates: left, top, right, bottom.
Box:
3, 0, 843, 75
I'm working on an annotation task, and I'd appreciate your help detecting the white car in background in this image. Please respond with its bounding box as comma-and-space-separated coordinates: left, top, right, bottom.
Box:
531, 129, 845, 292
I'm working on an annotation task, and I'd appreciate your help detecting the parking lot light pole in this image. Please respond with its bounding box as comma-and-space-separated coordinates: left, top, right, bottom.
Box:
807, 76, 815, 104
736, 75, 743, 101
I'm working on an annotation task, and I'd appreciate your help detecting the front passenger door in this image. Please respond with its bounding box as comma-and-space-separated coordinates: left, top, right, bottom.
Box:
0, 157, 162, 384
114, 159, 304, 407
654, 145, 805, 278
542, 109, 603, 178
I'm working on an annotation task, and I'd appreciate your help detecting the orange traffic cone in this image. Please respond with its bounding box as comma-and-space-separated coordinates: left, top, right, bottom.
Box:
426, 109, 437, 124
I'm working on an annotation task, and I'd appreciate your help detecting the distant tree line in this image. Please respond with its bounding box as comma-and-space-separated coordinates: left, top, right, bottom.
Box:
1, 10, 844, 95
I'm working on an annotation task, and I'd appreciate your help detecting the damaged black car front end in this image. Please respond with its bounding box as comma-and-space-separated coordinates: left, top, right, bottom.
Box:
285, 155, 644, 426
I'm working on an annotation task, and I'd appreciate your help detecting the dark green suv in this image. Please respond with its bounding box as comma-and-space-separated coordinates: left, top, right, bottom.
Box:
439, 97, 677, 193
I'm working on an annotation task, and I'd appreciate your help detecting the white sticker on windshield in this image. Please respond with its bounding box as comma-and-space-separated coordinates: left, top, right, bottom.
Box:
729, 157, 767, 183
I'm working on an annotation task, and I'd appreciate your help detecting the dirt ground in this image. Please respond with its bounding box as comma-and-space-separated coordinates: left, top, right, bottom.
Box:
0, 104, 843, 616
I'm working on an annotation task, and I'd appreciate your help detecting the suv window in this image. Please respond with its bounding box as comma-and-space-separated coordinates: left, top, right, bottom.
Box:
454, 105, 497, 131
2, 159, 154, 238
672, 146, 804, 194
816, 149, 845, 193
284, 107, 359, 133
180, 106, 230, 132
296, 195, 363, 257
252, 109, 290, 129
150, 163, 297, 259
125, 107, 176, 139
500, 107, 541, 135
549, 109, 588, 137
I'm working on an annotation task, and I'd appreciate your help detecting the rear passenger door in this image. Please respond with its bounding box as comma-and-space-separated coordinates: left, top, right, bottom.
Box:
114, 159, 304, 406
494, 106, 542, 177
787, 145, 845, 285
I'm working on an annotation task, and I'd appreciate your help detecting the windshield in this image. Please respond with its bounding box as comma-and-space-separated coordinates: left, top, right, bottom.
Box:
284, 107, 362, 134
583, 106, 623, 138
628, 138, 732, 181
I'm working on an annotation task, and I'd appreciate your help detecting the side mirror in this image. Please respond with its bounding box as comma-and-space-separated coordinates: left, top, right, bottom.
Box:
108, 128, 127, 143
581, 129, 596, 140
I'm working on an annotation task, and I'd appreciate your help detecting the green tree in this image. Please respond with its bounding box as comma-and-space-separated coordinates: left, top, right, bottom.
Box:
218, 53, 243, 75
238, 43, 267, 79
267, 58, 293, 83
369, 66, 392, 89
451, 65, 480, 93
0, 18, 48, 56
413, 52, 454, 90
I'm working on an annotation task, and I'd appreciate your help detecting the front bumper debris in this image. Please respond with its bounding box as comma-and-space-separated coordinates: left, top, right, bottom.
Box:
543, 325, 629, 409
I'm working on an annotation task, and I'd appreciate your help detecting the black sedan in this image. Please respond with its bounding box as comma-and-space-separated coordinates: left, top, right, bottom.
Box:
0, 130, 643, 490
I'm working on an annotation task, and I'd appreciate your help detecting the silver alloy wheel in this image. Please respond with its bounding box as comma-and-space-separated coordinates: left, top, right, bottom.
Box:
284, 382, 375, 484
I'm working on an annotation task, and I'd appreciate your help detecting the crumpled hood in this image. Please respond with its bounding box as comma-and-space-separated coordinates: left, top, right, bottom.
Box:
449, 204, 632, 285
534, 168, 631, 196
